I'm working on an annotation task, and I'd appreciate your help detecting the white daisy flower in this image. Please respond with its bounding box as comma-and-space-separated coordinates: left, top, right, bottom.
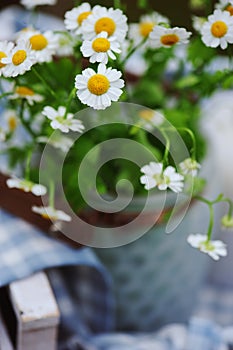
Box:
192, 16, 207, 33
140, 162, 184, 193
81, 31, 121, 64
32, 205, 72, 222
215, 0, 233, 12
0, 41, 14, 76
201, 9, 233, 49
129, 12, 169, 46
179, 158, 201, 177
187, 234, 227, 260
139, 109, 164, 131
64, 3, 92, 36
18, 30, 58, 63
42, 106, 85, 133
37, 134, 73, 153
6, 178, 47, 196
149, 26, 192, 48
75, 63, 124, 110
2, 41, 35, 77
9, 85, 43, 105
4, 109, 19, 133
20, 0, 57, 10
82, 5, 128, 41
80, 32, 121, 64
54, 33, 74, 57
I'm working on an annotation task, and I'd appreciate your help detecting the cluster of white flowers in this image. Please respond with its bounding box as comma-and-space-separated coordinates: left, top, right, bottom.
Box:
2, 1, 233, 258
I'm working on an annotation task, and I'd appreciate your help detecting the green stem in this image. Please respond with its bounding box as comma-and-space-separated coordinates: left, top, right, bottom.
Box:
177, 127, 197, 159
25, 149, 32, 181
49, 181, 55, 209
160, 129, 170, 167
121, 38, 147, 66
19, 100, 37, 138
32, 67, 57, 99
65, 87, 76, 118
207, 204, 214, 241
0, 92, 14, 100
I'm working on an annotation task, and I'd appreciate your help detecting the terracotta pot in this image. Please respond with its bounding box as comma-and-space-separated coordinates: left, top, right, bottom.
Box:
0, 172, 82, 249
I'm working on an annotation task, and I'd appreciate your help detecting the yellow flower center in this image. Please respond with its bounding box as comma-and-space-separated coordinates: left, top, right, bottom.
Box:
95, 17, 116, 36
160, 34, 179, 46
139, 22, 154, 37
42, 213, 52, 220
77, 11, 92, 25
12, 50, 27, 66
226, 5, 233, 16
30, 34, 48, 51
139, 110, 154, 121
0, 51, 7, 68
211, 21, 228, 38
92, 37, 111, 52
88, 74, 110, 95
8, 115, 18, 131
16, 86, 35, 96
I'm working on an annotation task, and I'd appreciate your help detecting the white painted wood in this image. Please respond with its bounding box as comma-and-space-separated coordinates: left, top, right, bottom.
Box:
0, 309, 14, 350
9, 272, 60, 350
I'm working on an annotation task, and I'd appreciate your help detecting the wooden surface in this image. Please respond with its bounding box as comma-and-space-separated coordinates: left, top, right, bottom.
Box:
9, 272, 60, 350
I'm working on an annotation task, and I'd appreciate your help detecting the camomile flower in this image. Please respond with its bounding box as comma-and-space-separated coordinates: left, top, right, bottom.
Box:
64, 2, 92, 36
32, 205, 71, 222
81, 31, 121, 64
4, 109, 19, 133
192, 16, 207, 33
6, 177, 47, 196
81, 5, 128, 41
2, 40, 35, 77
0, 41, 14, 76
140, 162, 184, 193
129, 12, 169, 46
20, 0, 57, 10
201, 9, 233, 49
19, 30, 58, 63
9, 85, 43, 105
54, 33, 74, 57
149, 26, 191, 48
139, 109, 164, 131
37, 134, 73, 153
75, 63, 124, 110
0, 128, 6, 142
179, 158, 201, 177
215, 0, 233, 13
187, 234, 227, 260
42, 106, 85, 133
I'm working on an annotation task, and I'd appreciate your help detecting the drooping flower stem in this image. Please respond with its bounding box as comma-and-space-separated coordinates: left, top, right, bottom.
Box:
32, 67, 57, 100
177, 127, 197, 160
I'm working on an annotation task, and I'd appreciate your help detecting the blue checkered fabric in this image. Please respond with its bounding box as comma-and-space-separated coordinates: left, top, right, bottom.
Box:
0, 209, 115, 337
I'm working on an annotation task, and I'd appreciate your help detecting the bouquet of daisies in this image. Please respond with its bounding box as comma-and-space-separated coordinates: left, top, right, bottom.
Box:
1, 0, 233, 259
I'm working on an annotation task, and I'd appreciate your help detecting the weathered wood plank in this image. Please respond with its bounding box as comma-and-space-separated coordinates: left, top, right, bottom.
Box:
9, 272, 60, 350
